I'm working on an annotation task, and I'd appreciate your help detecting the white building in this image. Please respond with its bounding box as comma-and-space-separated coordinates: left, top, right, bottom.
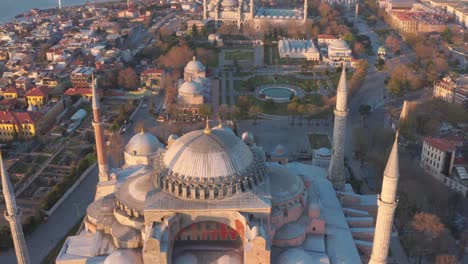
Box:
323, 39, 356, 68
420, 137, 456, 178
278, 38, 320, 61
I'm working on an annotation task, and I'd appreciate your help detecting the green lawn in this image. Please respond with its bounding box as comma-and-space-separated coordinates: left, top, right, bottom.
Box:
235, 75, 319, 92
302, 94, 324, 106
307, 133, 332, 149
224, 50, 254, 61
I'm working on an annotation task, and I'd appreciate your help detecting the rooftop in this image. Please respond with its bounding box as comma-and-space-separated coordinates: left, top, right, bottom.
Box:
424, 137, 457, 152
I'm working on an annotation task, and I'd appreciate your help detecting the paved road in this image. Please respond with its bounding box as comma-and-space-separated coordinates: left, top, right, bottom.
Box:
221, 71, 227, 105
0, 95, 160, 264
228, 71, 235, 106
0, 166, 98, 264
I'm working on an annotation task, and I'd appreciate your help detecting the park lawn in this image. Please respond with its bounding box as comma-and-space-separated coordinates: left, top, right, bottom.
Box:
224, 50, 254, 61
302, 94, 324, 106
329, 71, 353, 89
307, 133, 332, 149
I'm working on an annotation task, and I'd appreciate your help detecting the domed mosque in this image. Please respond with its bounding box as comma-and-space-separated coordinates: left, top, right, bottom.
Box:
54, 69, 402, 264
177, 57, 211, 115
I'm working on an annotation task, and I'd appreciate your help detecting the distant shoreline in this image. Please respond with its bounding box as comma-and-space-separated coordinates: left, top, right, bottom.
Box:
6, 0, 123, 23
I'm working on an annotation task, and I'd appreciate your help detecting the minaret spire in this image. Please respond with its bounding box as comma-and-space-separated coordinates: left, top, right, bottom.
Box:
328, 66, 348, 190
203, 0, 207, 20
1, 153, 31, 264
304, 0, 308, 22
91, 76, 109, 182
369, 132, 400, 264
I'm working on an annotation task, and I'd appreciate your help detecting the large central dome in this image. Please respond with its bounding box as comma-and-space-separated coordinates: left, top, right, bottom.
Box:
155, 127, 266, 200
163, 129, 254, 179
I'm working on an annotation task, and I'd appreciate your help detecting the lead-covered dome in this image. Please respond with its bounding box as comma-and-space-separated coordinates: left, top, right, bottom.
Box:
104, 250, 142, 264
329, 39, 350, 50
163, 129, 253, 179
178, 79, 205, 95
125, 131, 163, 157
155, 127, 267, 200
185, 56, 205, 73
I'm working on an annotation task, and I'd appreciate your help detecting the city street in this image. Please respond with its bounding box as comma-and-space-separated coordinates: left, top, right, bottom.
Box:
0, 95, 160, 264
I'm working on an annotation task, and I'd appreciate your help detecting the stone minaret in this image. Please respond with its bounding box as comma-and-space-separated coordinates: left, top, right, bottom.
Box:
304, 0, 308, 22
237, 0, 243, 29
354, 2, 359, 26
250, 0, 255, 19
58, 0, 62, 10
328, 66, 348, 190
92, 77, 109, 182
369, 132, 400, 264
203, 0, 207, 20
1, 153, 31, 264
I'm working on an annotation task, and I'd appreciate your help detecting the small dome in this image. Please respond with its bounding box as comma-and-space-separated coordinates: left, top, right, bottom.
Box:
185, 56, 205, 73
329, 39, 349, 50
104, 250, 142, 264
163, 129, 254, 180
125, 132, 163, 157
213, 123, 234, 134
216, 254, 242, 264
242, 131, 254, 145
316, 148, 331, 156
276, 248, 313, 264
268, 166, 305, 205
272, 144, 287, 157
378, 45, 386, 52
179, 79, 205, 95
174, 252, 197, 264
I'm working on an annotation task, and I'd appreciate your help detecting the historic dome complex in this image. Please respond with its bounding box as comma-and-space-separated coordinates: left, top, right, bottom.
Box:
41, 68, 401, 264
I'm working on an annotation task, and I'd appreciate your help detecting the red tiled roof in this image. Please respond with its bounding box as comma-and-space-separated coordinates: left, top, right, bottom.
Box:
142, 69, 164, 75
0, 111, 16, 123
3, 87, 19, 94
14, 111, 41, 124
424, 137, 456, 152
26, 86, 49, 97
64, 87, 93, 96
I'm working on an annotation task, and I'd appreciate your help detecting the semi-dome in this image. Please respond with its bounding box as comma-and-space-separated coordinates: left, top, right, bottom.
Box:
104, 250, 142, 264
268, 167, 305, 205
185, 56, 205, 73
178, 79, 205, 95
329, 39, 350, 50
125, 131, 163, 157
163, 129, 254, 180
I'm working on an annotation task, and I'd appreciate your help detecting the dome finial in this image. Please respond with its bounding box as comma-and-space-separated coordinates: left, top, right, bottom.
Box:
217, 115, 223, 128
140, 126, 144, 134
193, 56, 196, 61
204, 118, 211, 134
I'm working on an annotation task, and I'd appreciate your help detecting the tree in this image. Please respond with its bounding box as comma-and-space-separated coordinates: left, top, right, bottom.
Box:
385, 34, 400, 53
353, 127, 369, 166
412, 212, 445, 238
108, 133, 124, 167
198, 104, 212, 118
158, 44, 194, 70
219, 104, 229, 120
353, 42, 365, 56
248, 105, 261, 124
117, 67, 139, 90
358, 104, 371, 125
230, 105, 240, 121
435, 254, 459, 264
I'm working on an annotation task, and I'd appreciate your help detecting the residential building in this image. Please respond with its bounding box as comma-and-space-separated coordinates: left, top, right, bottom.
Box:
64, 87, 94, 100
0, 111, 41, 141
25, 87, 49, 108
433, 75, 457, 103
71, 67, 94, 88
15, 76, 31, 90
390, 11, 447, 34
420, 137, 456, 178
140, 69, 165, 90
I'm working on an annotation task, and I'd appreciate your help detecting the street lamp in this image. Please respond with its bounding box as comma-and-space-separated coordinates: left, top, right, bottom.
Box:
73, 202, 80, 218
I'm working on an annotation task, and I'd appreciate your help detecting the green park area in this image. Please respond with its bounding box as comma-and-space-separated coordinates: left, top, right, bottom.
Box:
307, 133, 332, 149
234, 75, 319, 92
224, 50, 255, 61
